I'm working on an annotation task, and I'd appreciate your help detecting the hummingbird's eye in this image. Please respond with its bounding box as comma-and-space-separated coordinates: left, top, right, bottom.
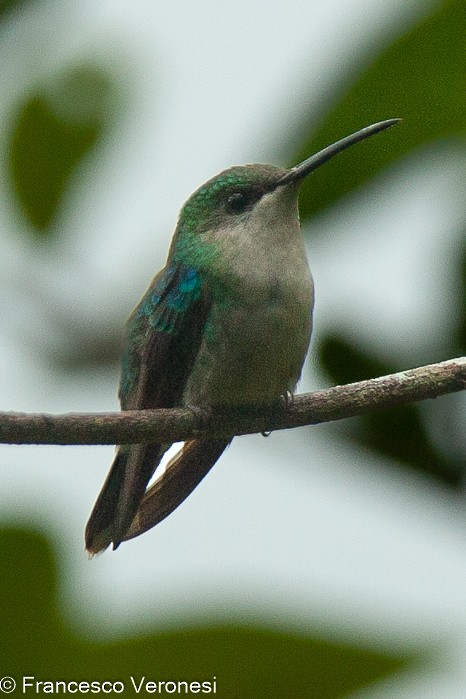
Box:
225, 189, 259, 215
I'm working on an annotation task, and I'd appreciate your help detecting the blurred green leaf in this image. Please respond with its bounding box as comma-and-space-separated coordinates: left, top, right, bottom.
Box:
0, 527, 412, 698
9, 66, 111, 235
293, 0, 466, 221
294, 0, 466, 489
0, 0, 32, 20
318, 335, 463, 486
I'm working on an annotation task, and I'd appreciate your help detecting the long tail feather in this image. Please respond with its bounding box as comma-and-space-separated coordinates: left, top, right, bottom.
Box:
123, 439, 231, 542
85, 443, 165, 555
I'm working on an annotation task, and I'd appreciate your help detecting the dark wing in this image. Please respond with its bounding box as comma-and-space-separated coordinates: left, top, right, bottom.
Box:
120, 264, 211, 411
85, 264, 211, 553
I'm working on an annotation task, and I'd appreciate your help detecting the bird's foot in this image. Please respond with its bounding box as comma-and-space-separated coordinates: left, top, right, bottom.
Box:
186, 403, 212, 428
282, 390, 294, 409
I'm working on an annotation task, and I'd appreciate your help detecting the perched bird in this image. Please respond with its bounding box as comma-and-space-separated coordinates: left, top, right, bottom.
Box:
85, 119, 400, 554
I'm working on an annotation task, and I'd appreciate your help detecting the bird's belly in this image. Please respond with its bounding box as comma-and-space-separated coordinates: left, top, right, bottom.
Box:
183, 285, 313, 406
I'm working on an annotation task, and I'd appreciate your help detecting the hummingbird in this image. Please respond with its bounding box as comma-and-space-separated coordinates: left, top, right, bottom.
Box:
85, 118, 400, 555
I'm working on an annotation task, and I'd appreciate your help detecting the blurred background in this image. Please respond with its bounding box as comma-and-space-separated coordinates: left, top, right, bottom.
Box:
0, 0, 465, 696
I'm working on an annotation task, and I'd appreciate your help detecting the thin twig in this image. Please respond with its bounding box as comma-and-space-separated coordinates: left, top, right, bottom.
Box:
0, 357, 464, 445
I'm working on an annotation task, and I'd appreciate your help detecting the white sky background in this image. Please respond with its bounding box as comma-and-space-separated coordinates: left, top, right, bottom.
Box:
0, 1, 465, 696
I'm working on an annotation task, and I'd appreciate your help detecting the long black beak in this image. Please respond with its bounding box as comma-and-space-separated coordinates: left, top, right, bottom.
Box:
278, 118, 401, 186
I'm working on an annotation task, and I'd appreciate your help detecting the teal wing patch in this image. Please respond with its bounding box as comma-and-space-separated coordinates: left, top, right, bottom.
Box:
138, 265, 203, 333
119, 265, 210, 410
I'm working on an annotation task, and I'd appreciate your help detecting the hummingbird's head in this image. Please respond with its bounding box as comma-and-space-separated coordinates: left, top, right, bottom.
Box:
169, 163, 298, 268
169, 119, 401, 270
178, 163, 288, 234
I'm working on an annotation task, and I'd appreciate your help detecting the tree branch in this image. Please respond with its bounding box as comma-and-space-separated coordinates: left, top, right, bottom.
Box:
0, 357, 464, 445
